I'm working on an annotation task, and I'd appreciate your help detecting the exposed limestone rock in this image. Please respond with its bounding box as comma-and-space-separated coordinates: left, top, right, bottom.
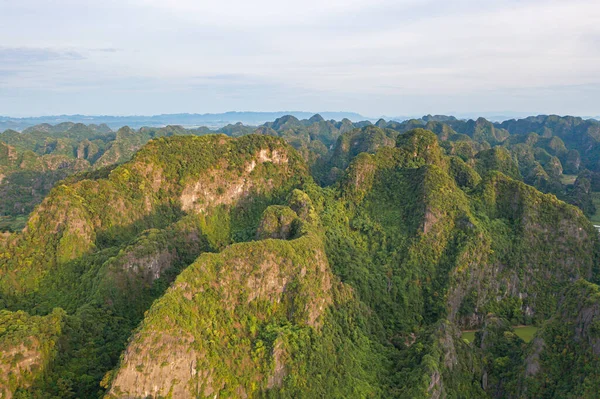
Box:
107, 233, 333, 398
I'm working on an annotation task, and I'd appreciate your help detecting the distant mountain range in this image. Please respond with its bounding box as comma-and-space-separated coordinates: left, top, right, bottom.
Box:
0, 111, 367, 131
388, 113, 600, 123
2, 111, 597, 132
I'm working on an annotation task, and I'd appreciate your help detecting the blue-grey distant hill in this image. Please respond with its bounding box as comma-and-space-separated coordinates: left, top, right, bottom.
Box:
0, 111, 366, 131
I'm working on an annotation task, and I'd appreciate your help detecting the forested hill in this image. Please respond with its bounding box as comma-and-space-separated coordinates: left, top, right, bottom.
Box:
3, 114, 600, 232
1, 115, 600, 398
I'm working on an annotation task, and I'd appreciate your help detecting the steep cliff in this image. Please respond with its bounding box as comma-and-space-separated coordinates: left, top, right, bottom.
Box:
0, 134, 311, 396
106, 195, 387, 398
0, 309, 65, 399
0, 134, 308, 297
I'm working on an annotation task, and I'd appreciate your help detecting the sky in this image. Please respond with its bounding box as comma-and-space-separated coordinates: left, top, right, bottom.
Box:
1, 0, 599, 118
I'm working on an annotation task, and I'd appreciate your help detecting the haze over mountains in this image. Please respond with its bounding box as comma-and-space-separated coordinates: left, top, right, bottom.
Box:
3, 112, 598, 132
0, 112, 365, 131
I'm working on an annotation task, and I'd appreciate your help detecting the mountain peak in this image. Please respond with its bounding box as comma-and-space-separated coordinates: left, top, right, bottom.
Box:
308, 114, 325, 123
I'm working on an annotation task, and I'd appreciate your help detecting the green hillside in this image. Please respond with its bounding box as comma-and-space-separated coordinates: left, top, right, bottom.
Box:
1, 117, 600, 398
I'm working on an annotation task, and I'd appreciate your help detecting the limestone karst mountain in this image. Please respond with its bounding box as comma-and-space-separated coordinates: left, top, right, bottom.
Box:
1, 117, 600, 398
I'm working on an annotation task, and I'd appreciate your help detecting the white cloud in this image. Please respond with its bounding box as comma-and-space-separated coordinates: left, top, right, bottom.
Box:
0, 0, 599, 116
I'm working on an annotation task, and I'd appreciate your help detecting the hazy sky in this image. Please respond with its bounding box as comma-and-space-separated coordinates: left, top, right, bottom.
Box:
1, 0, 599, 117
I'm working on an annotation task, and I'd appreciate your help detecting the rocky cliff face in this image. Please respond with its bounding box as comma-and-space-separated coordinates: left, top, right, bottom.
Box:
0, 309, 65, 399
0, 134, 307, 296
2, 128, 600, 397
106, 195, 337, 398
448, 171, 598, 328
320, 129, 600, 396
107, 234, 333, 398
0, 135, 312, 396
336, 129, 599, 331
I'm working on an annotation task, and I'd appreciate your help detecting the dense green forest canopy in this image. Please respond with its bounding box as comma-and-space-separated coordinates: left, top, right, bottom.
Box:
2, 114, 600, 232
1, 114, 600, 398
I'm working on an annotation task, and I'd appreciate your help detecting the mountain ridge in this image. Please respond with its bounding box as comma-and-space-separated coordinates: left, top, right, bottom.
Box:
0, 112, 367, 131
1, 117, 600, 397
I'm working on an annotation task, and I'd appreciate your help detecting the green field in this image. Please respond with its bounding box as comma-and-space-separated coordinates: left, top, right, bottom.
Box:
462, 331, 476, 343
560, 174, 578, 185
462, 326, 538, 343
589, 192, 600, 224
513, 326, 538, 342
0, 215, 27, 232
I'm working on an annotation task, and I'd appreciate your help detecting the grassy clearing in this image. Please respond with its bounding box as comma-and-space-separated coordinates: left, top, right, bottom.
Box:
588, 192, 600, 225
461, 326, 538, 343
560, 174, 577, 185
461, 331, 476, 343
513, 326, 538, 342
0, 215, 27, 232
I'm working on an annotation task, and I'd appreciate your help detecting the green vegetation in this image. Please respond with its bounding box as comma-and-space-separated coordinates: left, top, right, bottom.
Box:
461, 330, 476, 343
461, 326, 538, 343
560, 174, 578, 185
106, 196, 389, 397
0, 216, 27, 232
0, 134, 309, 397
518, 280, 600, 398
514, 325, 538, 342
1, 115, 600, 398
588, 192, 600, 224
0, 308, 65, 397
4, 114, 600, 229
